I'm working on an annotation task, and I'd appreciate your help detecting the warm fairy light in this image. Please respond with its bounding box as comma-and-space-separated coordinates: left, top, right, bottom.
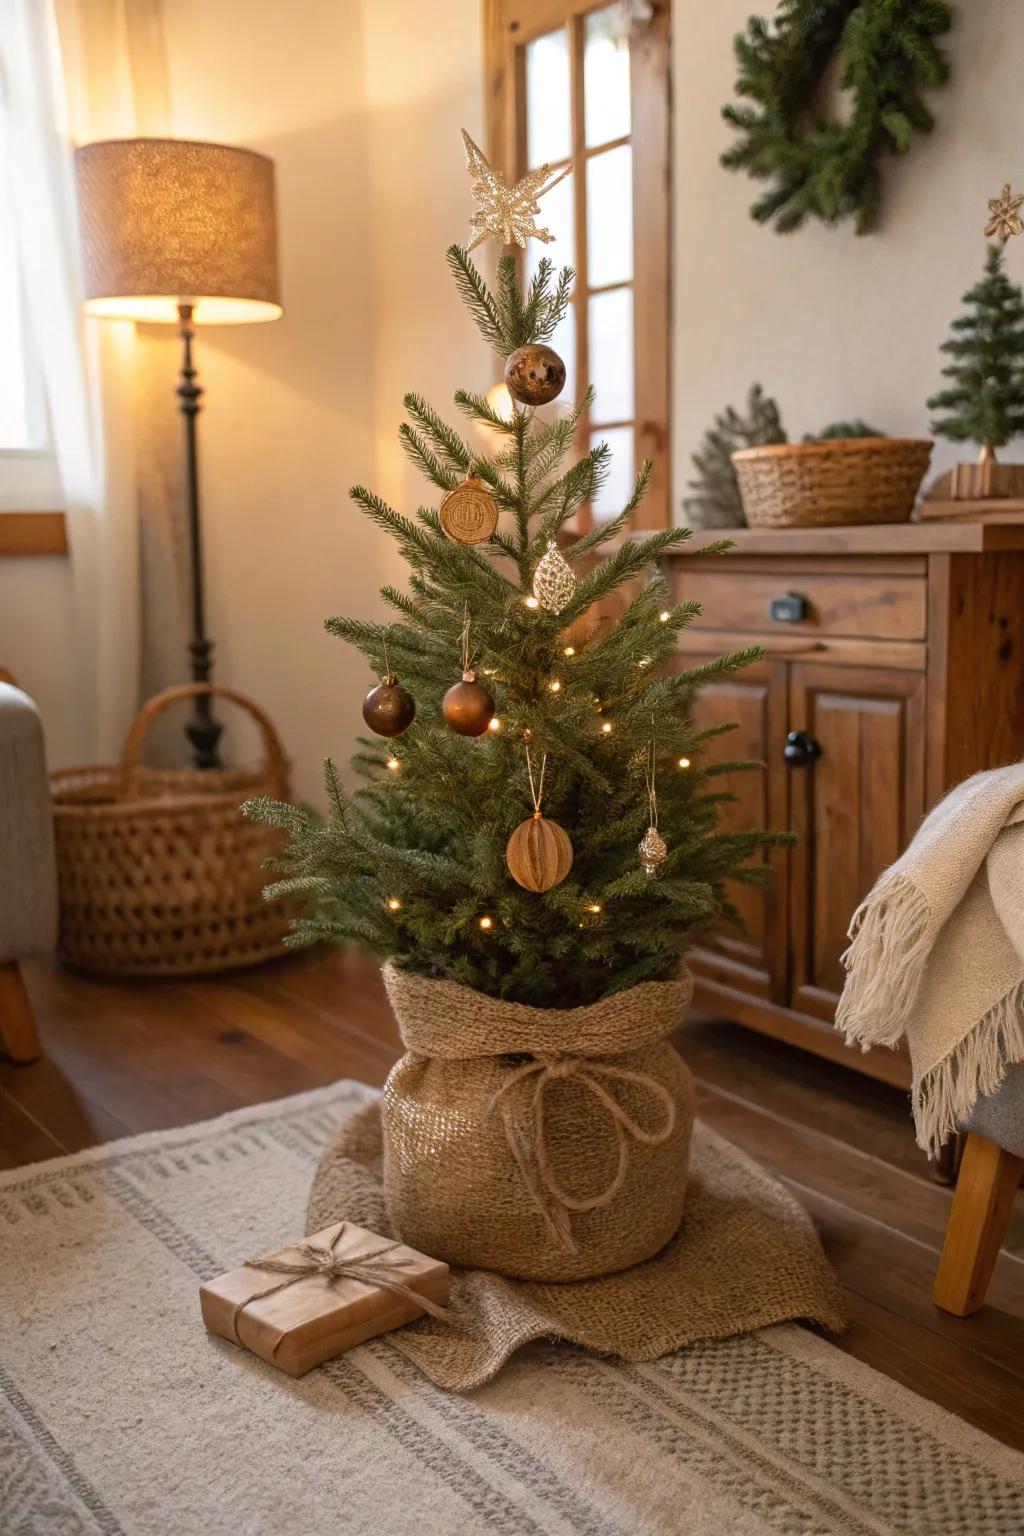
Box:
678, 756, 691, 769
601, 721, 613, 735
387, 898, 402, 911
659, 610, 671, 622
479, 915, 494, 930
488, 716, 502, 731
549, 679, 561, 692
563, 645, 575, 657
637, 656, 652, 668
586, 903, 602, 914
386, 756, 401, 771
524, 595, 540, 609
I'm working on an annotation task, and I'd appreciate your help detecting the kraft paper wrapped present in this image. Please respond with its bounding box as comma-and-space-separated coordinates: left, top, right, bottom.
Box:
200, 1220, 450, 1377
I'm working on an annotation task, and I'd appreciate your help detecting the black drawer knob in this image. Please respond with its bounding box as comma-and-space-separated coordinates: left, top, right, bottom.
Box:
770, 592, 809, 623
783, 730, 822, 766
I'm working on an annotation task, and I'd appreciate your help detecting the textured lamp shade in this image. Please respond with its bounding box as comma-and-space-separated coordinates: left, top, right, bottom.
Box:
75, 137, 281, 325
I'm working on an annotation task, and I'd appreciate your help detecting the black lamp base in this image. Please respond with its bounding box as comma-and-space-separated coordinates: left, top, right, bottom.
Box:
177, 302, 222, 770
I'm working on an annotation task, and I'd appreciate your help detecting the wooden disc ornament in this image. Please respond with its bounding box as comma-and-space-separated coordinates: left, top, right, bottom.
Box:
439, 470, 498, 545
362, 675, 415, 738
504, 344, 566, 407
443, 668, 495, 737
505, 749, 573, 892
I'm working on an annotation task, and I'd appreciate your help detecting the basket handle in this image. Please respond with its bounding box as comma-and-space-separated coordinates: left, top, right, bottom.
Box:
119, 684, 290, 798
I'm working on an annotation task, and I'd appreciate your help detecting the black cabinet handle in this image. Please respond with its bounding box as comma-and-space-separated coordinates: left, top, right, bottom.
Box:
770, 592, 809, 623
783, 730, 822, 766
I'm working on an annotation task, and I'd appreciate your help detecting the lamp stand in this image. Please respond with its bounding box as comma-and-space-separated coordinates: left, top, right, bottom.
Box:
177, 301, 222, 770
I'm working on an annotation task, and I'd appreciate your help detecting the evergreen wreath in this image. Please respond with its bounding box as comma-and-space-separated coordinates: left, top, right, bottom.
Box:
721, 0, 953, 235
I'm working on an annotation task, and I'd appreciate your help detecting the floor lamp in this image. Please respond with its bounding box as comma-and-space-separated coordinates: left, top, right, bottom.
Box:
75, 138, 282, 769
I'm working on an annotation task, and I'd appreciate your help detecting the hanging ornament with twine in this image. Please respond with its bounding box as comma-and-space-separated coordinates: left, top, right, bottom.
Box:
439, 465, 499, 545
532, 540, 576, 614
442, 609, 495, 737
362, 631, 416, 739
506, 746, 573, 892
639, 726, 668, 878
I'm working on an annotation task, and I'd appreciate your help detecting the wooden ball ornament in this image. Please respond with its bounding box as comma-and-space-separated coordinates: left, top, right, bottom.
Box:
443, 669, 495, 737
439, 470, 499, 545
362, 675, 416, 738
506, 811, 573, 892
504, 344, 566, 407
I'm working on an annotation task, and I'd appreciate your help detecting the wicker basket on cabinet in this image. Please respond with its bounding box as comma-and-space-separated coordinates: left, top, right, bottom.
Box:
51, 683, 291, 977
732, 438, 932, 528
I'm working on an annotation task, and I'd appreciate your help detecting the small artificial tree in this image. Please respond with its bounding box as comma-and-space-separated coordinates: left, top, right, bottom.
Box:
927, 243, 1024, 461
246, 165, 785, 1010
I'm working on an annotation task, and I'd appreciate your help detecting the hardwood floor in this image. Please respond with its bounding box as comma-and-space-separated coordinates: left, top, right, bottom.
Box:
2, 949, 1023, 1450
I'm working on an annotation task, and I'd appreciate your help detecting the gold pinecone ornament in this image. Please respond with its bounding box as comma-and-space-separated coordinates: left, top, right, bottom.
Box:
639, 825, 668, 878
532, 540, 576, 614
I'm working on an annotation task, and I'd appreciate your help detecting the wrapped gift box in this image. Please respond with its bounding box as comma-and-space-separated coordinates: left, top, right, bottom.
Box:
200, 1220, 450, 1377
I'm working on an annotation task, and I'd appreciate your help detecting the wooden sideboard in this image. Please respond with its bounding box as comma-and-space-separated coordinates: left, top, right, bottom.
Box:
666, 521, 1024, 1088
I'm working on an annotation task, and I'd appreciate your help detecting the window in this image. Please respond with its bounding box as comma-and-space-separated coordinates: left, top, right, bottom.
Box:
486, 0, 670, 530
0, 102, 62, 517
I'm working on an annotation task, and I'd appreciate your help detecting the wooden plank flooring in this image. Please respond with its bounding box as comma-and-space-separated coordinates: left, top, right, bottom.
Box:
2, 950, 1023, 1450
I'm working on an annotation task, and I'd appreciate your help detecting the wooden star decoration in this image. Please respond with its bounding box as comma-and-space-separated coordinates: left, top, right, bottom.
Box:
460, 129, 572, 253
984, 183, 1024, 243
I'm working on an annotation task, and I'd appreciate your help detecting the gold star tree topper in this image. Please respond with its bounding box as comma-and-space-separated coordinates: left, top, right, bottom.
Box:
460, 129, 571, 253
984, 183, 1024, 243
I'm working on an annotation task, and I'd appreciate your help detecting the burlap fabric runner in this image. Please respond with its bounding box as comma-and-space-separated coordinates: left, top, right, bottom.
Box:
307, 1096, 846, 1393
380, 965, 694, 1281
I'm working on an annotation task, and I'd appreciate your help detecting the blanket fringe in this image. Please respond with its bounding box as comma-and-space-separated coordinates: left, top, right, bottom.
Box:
835, 873, 932, 1051
913, 981, 1024, 1158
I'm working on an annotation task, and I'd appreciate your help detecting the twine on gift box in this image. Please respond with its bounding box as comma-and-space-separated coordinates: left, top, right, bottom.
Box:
229, 1222, 450, 1345
487, 1057, 677, 1254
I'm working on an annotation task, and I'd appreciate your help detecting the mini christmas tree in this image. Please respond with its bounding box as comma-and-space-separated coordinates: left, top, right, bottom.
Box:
246, 137, 784, 1009
683, 385, 787, 528
927, 244, 1024, 493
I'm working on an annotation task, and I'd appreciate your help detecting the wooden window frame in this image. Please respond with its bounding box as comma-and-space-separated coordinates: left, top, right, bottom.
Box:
484, 0, 671, 531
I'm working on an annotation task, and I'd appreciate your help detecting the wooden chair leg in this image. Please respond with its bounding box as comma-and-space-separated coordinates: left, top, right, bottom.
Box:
0, 960, 41, 1063
933, 1132, 1023, 1317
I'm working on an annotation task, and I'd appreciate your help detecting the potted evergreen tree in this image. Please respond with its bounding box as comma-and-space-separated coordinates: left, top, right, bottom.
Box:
246, 144, 784, 1282
927, 243, 1024, 499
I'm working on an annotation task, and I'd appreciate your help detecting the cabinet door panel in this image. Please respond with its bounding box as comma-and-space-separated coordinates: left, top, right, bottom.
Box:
677, 657, 789, 1002
789, 664, 925, 1020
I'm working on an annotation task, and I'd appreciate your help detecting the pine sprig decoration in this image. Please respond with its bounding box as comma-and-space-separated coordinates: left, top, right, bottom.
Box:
927, 244, 1024, 452
245, 239, 784, 1007
684, 385, 786, 529
721, 0, 953, 236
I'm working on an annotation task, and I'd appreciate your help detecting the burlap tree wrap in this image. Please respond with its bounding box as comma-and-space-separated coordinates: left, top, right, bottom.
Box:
380, 964, 694, 1281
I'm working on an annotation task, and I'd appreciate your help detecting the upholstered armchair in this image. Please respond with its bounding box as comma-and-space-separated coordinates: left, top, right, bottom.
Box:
0, 678, 57, 1062
933, 1068, 1024, 1316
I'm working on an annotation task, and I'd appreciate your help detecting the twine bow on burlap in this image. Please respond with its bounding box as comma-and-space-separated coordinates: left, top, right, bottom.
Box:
488, 1056, 677, 1253
229, 1222, 450, 1347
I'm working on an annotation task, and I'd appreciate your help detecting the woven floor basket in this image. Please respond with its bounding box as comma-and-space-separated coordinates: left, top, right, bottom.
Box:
732, 437, 932, 528
51, 683, 291, 977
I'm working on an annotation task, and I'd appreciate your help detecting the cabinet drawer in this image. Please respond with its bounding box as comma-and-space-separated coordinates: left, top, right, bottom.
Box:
678, 570, 927, 641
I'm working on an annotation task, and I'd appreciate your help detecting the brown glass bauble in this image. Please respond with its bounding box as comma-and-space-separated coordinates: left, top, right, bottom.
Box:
505, 811, 573, 892
439, 471, 499, 545
504, 344, 566, 407
442, 669, 495, 737
362, 675, 415, 738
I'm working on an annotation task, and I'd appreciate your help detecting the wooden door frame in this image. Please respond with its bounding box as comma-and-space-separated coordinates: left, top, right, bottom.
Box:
482, 0, 671, 529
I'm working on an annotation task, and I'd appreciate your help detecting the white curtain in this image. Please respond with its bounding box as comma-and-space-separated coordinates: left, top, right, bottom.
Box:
1, 1, 169, 760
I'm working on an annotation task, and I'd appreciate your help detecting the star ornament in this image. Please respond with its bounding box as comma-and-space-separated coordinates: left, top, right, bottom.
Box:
460, 129, 571, 253
984, 183, 1024, 243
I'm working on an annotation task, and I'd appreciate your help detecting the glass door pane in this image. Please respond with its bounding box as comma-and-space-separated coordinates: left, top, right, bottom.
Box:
525, 30, 572, 168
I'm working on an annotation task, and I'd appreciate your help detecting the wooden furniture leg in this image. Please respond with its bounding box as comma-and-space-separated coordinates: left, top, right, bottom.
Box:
933, 1132, 1024, 1317
0, 960, 41, 1063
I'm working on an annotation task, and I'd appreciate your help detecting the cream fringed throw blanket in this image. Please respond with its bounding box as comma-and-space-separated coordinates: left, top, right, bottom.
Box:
837, 764, 1024, 1157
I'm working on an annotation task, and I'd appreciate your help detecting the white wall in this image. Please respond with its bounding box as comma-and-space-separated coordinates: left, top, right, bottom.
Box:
152, 0, 482, 802
672, 0, 1024, 507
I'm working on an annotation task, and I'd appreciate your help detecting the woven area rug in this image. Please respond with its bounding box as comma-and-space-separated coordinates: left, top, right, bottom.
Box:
1, 1082, 1022, 1536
